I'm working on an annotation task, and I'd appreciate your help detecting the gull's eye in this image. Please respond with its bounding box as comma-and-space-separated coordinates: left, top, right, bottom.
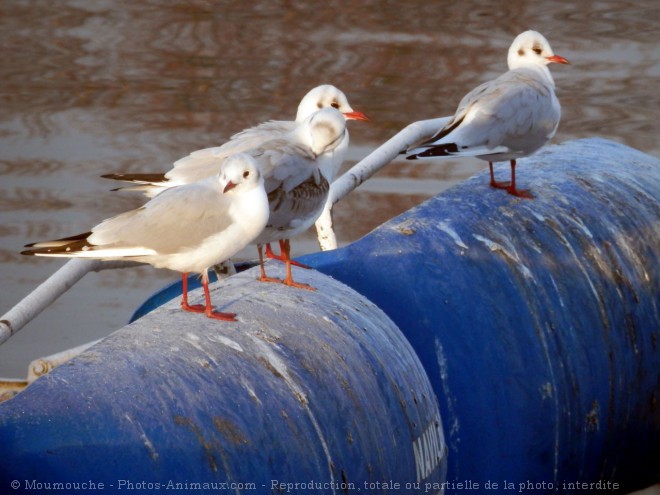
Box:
532, 45, 543, 55
331, 101, 339, 109
243, 171, 250, 178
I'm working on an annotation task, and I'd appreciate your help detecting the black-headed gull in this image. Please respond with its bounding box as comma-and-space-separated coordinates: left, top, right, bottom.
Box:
22, 154, 269, 321
103, 84, 367, 196
407, 30, 569, 198
225, 84, 368, 178
102, 84, 366, 266
252, 107, 347, 290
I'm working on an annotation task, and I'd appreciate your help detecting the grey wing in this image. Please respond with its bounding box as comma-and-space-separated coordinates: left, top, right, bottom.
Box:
410, 80, 493, 150
443, 71, 558, 148
88, 179, 234, 253
166, 147, 230, 184
228, 120, 295, 144
165, 122, 293, 183
249, 139, 317, 193
266, 174, 330, 231
452, 80, 494, 126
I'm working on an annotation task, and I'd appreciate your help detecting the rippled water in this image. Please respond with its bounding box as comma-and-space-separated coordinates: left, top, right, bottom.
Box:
1, 0, 658, 377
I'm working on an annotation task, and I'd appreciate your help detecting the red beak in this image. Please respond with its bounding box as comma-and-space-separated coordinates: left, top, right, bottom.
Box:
223, 181, 236, 193
342, 110, 369, 122
546, 54, 570, 65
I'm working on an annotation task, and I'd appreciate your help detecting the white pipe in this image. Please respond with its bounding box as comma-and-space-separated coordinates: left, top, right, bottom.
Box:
0, 259, 139, 345
315, 116, 450, 251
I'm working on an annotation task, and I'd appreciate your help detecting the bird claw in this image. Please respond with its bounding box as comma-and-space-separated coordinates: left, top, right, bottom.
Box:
490, 180, 512, 190
206, 310, 237, 322
182, 301, 236, 321
259, 275, 316, 291
181, 302, 206, 313
507, 187, 534, 199
283, 280, 316, 291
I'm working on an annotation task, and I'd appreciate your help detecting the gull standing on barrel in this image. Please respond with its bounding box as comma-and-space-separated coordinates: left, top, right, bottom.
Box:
407, 30, 569, 198
253, 107, 348, 290
103, 84, 367, 196
221, 84, 368, 182
102, 85, 367, 262
22, 154, 269, 322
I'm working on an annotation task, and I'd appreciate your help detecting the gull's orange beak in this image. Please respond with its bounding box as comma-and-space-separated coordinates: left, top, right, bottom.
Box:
223, 181, 236, 193
343, 110, 369, 122
546, 54, 570, 65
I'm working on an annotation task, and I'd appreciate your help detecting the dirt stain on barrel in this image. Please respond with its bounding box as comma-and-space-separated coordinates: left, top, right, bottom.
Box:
173, 415, 218, 472
213, 417, 248, 445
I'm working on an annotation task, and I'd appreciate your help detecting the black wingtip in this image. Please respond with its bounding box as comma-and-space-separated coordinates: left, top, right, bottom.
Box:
100, 172, 168, 184
21, 232, 93, 256
406, 155, 418, 161
414, 143, 460, 158
21, 247, 57, 256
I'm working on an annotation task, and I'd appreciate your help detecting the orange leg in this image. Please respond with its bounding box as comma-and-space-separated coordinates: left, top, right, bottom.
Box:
489, 161, 533, 198
488, 162, 511, 190
258, 244, 283, 284
180, 273, 205, 312
180, 272, 236, 321
280, 239, 315, 291
506, 160, 534, 199
265, 240, 311, 269
257, 241, 315, 291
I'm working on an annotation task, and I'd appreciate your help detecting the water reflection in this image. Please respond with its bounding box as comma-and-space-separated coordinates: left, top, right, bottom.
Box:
0, 0, 658, 376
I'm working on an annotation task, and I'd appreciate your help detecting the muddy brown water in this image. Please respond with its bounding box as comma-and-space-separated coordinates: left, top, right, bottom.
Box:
1, 0, 658, 376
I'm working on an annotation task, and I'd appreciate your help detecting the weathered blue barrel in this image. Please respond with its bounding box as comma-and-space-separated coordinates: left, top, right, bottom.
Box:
122, 137, 658, 492
0, 272, 446, 493
297, 138, 658, 493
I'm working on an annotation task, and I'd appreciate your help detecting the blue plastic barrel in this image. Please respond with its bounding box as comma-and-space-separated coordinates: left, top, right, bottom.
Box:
0, 272, 446, 493
298, 138, 659, 492
1, 137, 658, 494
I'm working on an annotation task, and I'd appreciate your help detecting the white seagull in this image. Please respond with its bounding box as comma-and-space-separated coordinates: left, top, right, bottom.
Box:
22, 153, 269, 322
220, 84, 368, 181
251, 107, 347, 290
407, 30, 569, 198
102, 84, 367, 264
103, 84, 367, 196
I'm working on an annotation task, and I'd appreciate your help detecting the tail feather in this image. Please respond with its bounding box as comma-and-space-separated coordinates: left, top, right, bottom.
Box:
407, 143, 511, 161
407, 143, 460, 160
22, 232, 93, 255
109, 184, 165, 194
22, 232, 156, 258
405, 115, 464, 159
101, 172, 168, 185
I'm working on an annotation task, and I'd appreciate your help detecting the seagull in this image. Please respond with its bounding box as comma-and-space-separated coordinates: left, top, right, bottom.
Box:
222, 83, 368, 180
251, 107, 348, 290
407, 30, 569, 198
22, 154, 269, 322
101, 84, 367, 264
103, 84, 367, 196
